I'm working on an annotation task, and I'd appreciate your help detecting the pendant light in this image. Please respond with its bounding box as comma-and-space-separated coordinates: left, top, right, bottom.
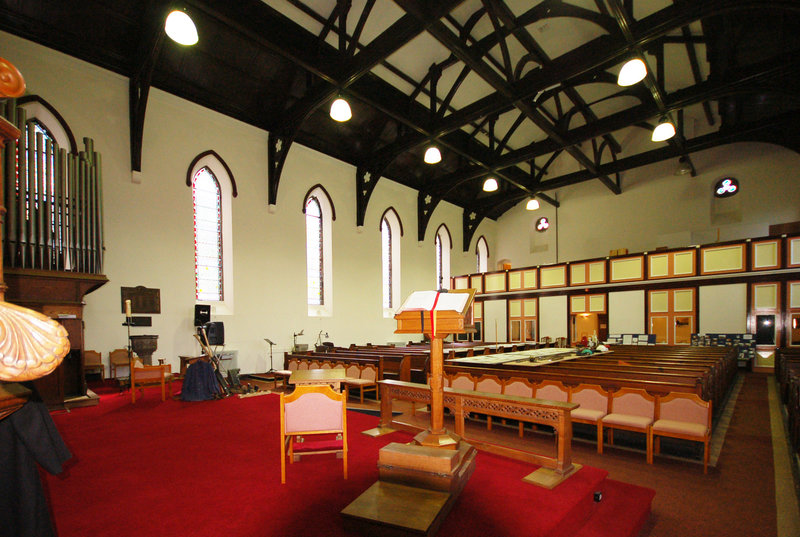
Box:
526, 198, 540, 211
651, 117, 676, 142
483, 177, 498, 192
330, 97, 352, 122
165, 10, 198, 46
617, 58, 646, 86
424, 145, 441, 164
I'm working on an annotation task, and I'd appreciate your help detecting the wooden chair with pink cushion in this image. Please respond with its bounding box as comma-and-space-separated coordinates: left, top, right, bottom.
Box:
474, 374, 503, 430
650, 392, 712, 473
449, 371, 476, 391
599, 387, 655, 461
502, 377, 536, 436
533, 379, 568, 402
345, 363, 378, 404
568, 384, 610, 451
280, 384, 348, 484
130, 358, 173, 403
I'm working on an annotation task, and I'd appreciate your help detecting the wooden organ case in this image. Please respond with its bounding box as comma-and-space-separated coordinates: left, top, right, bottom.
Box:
1, 96, 108, 408
4, 271, 107, 406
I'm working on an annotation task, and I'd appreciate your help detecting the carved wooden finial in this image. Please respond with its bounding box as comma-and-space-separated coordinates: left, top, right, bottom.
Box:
0, 301, 70, 381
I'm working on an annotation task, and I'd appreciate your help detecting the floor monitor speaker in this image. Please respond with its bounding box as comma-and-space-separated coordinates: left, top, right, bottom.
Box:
204, 321, 224, 345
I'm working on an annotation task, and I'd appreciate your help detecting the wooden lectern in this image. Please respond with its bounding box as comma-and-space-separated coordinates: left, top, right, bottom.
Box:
393, 289, 475, 448
341, 289, 477, 537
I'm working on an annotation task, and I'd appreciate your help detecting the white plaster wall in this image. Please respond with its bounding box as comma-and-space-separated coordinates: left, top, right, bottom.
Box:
539, 295, 568, 340
699, 284, 748, 334
482, 299, 507, 344
0, 31, 496, 375
608, 290, 645, 334
495, 143, 800, 268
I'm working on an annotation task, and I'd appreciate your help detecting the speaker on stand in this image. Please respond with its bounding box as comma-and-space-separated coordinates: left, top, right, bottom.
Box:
194, 304, 211, 327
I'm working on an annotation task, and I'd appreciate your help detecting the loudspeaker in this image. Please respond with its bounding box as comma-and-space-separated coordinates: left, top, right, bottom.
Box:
194, 304, 211, 326
204, 321, 225, 345
227, 368, 241, 388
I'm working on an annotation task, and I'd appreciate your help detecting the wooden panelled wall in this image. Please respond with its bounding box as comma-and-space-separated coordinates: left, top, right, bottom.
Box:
454, 234, 800, 350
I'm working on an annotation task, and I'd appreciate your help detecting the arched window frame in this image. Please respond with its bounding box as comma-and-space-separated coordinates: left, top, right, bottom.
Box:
435, 224, 452, 290
16, 97, 77, 270
187, 151, 236, 315
475, 236, 489, 273
18, 96, 77, 153
380, 208, 403, 317
303, 185, 335, 317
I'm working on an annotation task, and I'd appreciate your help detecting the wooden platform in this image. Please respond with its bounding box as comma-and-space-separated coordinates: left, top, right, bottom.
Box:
342, 440, 477, 536
341, 481, 452, 537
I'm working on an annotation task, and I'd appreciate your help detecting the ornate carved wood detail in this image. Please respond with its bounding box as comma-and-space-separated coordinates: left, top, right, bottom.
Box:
267, 133, 290, 207
462, 209, 484, 253
355, 166, 380, 228
417, 190, 442, 242
0, 301, 69, 381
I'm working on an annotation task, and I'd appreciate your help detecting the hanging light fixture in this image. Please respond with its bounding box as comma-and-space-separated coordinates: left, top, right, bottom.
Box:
483, 177, 498, 192
674, 156, 692, 176
165, 10, 198, 46
617, 58, 646, 86
651, 117, 676, 142
424, 145, 441, 164
526, 198, 540, 211
329, 97, 352, 122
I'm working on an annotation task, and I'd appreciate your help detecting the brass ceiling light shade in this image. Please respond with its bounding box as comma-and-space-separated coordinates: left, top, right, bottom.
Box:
165, 10, 198, 46
424, 145, 441, 164
617, 58, 647, 86
525, 198, 540, 210
651, 117, 676, 142
482, 177, 498, 192
329, 96, 352, 122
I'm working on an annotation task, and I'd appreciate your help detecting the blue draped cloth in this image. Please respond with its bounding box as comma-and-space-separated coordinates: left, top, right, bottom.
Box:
181, 360, 220, 401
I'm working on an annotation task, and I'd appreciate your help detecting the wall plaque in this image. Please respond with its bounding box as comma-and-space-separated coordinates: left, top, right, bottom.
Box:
121, 286, 161, 314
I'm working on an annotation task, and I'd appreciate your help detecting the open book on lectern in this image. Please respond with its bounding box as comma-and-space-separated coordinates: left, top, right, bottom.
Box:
396, 289, 474, 314
394, 289, 476, 335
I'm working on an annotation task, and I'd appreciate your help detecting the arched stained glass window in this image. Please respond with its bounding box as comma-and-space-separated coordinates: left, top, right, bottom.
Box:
435, 225, 451, 290
193, 167, 223, 301
381, 216, 393, 309
306, 196, 324, 306
476, 236, 488, 273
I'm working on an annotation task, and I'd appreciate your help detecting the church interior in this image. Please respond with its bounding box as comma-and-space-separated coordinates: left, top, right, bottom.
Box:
2, 1, 800, 536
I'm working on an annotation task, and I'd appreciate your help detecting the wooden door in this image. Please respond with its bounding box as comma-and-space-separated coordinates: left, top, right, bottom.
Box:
648, 288, 695, 345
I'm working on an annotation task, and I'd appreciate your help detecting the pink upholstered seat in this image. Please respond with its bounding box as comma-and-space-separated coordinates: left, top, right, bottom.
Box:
345, 364, 378, 403
599, 387, 655, 460
449, 372, 476, 391
533, 380, 568, 402
503, 378, 534, 398
569, 384, 609, 449
280, 384, 348, 484
475, 375, 503, 430
502, 378, 535, 436
650, 392, 712, 473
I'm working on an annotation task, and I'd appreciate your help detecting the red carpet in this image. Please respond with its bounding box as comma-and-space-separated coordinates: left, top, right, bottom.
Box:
44, 387, 653, 537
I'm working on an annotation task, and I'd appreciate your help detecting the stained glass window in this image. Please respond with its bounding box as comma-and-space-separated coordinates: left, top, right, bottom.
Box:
306, 196, 324, 306
193, 167, 223, 301
381, 216, 392, 309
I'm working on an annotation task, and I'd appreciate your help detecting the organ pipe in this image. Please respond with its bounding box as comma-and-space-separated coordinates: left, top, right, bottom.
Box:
0, 99, 104, 274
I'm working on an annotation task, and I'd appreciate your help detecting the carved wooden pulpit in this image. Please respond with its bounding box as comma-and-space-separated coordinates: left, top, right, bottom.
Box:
394, 289, 475, 448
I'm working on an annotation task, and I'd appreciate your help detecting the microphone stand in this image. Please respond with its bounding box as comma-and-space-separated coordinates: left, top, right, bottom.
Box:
264, 338, 275, 372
